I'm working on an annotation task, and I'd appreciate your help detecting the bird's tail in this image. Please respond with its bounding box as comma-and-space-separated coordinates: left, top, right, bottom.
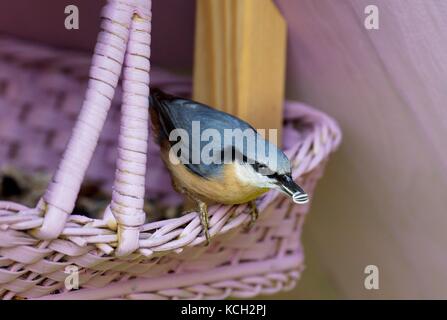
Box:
149, 88, 177, 145
149, 88, 163, 144
149, 90, 161, 144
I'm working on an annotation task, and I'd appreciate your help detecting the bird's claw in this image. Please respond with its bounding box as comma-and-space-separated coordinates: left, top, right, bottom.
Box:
245, 201, 259, 230
198, 202, 210, 245
183, 189, 211, 246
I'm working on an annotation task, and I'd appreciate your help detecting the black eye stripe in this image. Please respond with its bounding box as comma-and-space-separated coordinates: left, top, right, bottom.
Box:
250, 162, 267, 171
249, 162, 279, 177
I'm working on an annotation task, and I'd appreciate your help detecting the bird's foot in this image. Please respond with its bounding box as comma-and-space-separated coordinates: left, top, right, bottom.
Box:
182, 188, 211, 245
246, 200, 259, 230
198, 201, 211, 246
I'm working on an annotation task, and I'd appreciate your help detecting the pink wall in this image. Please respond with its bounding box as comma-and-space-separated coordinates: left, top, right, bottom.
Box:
275, 0, 447, 298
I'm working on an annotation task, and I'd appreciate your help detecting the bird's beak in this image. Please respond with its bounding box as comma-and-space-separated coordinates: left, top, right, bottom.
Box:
275, 174, 309, 204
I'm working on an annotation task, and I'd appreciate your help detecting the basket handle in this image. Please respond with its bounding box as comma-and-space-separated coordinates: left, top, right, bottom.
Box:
31, 0, 152, 252
109, 12, 151, 256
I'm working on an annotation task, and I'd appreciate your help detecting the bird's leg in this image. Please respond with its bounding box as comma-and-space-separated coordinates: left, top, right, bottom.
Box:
181, 189, 210, 245
246, 200, 259, 229
198, 201, 210, 245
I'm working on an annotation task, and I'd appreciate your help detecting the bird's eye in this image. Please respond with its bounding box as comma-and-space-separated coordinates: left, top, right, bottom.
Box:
252, 163, 274, 175
252, 163, 266, 171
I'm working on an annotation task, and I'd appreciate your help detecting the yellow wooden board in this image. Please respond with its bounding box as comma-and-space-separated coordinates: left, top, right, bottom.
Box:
193, 0, 287, 145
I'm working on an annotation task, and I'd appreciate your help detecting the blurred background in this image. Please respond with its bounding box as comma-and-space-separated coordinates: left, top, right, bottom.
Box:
1, 0, 446, 299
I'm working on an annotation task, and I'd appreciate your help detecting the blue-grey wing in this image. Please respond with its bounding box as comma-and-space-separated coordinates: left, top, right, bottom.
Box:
150, 90, 256, 178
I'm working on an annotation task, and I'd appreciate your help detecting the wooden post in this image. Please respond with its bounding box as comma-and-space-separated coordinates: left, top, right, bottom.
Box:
193, 0, 287, 145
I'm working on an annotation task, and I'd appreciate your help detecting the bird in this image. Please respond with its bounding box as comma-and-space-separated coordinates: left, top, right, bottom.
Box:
149, 88, 309, 244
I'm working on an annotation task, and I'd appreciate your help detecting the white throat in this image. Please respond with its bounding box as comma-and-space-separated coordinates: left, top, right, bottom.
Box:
233, 162, 276, 189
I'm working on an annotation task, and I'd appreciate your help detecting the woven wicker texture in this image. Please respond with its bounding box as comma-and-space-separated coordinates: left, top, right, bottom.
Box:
0, 0, 341, 300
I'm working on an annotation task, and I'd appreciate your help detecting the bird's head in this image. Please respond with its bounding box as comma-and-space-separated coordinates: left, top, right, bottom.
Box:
232, 136, 309, 204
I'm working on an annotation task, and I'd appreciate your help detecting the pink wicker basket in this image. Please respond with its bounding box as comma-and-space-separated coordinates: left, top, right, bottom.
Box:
0, 0, 341, 299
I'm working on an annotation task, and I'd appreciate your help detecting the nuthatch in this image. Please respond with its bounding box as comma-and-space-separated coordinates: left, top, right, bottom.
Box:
150, 89, 309, 243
